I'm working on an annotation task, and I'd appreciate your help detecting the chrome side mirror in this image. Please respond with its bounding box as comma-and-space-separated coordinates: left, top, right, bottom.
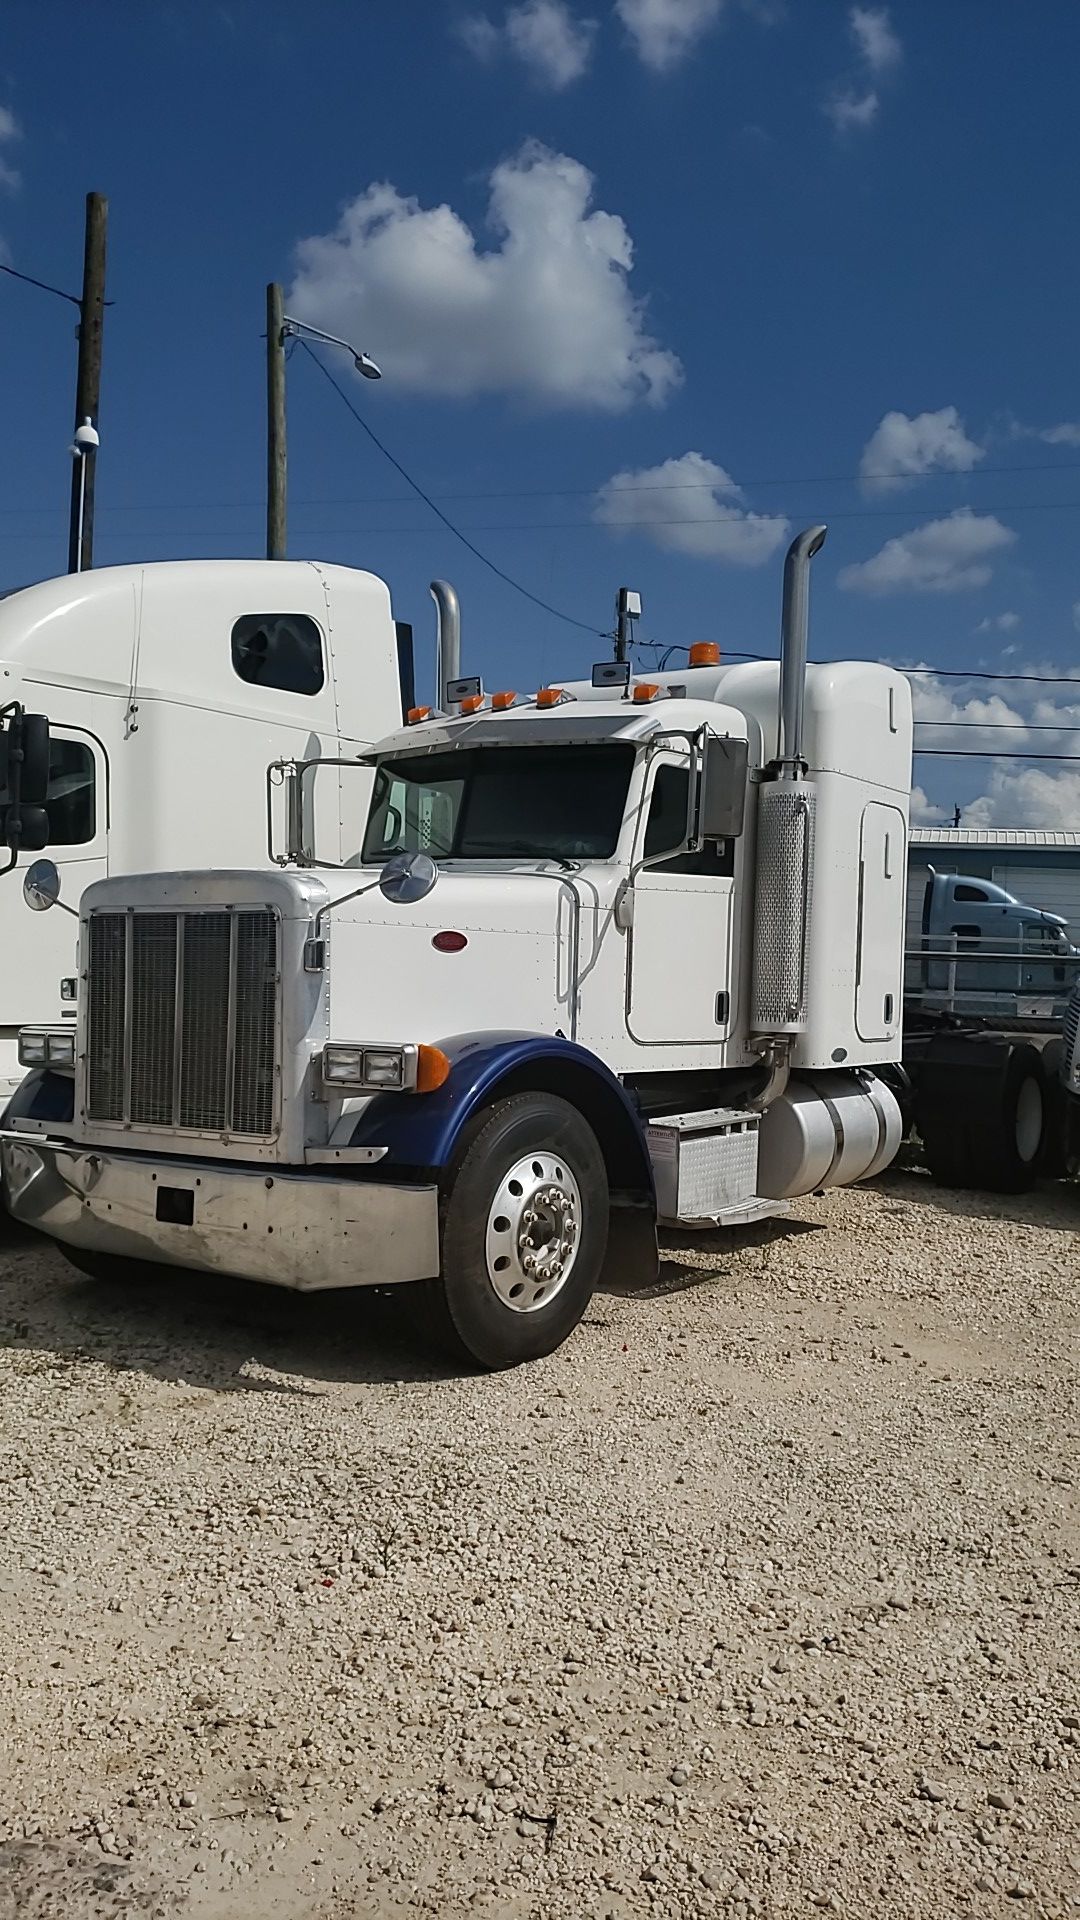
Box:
378, 851, 438, 904
24, 858, 62, 912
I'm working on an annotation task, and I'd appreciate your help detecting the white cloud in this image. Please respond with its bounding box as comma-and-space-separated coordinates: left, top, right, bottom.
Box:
457, 13, 502, 58
460, 2, 597, 85
960, 765, 1080, 832
910, 785, 949, 826
974, 611, 1020, 634
593, 450, 789, 563
615, 0, 724, 71
0, 104, 20, 194
838, 510, 1015, 595
508, 0, 596, 84
1040, 421, 1080, 447
908, 666, 1080, 832
825, 88, 878, 131
825, 5, 901, 134
859, 406, 984, 493
849, 6, 901, 73
288, 143, 681, 412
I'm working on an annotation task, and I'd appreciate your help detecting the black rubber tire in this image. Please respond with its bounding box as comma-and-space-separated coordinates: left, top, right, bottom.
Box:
409, 1093, 608, 1371
58, 1244, 155, 1284
919, 1042, 1047, 1194
1039, 1042, 1072, 1179
918, 1103, 979, 1189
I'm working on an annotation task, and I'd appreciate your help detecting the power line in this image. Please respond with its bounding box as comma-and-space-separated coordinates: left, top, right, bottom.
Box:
295, 338, 606, 638
0, 259, 114, 308
632, 639, 1080, 688
914, 748, 1080, 761
5, 495, 1080, 526
914, 720, 1080, 731
0, 261, 81, 307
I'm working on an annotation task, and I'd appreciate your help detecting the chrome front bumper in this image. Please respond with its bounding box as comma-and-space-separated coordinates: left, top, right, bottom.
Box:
1, 1136, 441, 1291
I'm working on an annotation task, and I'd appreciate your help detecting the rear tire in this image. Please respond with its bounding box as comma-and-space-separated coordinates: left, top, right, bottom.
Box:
919, 1042, 1047, 1193
410, 1093, 608, 1370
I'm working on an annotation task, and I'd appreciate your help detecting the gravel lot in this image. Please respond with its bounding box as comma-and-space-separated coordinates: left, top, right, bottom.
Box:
1, 1169, 1077, 1920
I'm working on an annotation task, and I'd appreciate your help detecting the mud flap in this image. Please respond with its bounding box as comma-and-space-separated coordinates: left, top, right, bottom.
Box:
601, 1204, 659, 1291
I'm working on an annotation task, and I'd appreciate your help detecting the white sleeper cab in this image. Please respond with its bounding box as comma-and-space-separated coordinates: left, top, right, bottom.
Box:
3, 528, 913, 1369
0, 557, 445, 1103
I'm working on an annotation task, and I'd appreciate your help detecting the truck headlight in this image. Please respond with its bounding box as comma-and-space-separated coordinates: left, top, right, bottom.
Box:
18, 1028, 76, 1069
320, 1043, 450, 1094
322, 1043, 412, 1091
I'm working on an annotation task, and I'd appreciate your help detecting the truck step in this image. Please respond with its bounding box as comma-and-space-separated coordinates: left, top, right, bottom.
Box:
646, 1107, 784, 1228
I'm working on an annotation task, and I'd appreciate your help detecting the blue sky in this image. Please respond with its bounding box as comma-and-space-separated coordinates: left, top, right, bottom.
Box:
1, 0, 1079, 824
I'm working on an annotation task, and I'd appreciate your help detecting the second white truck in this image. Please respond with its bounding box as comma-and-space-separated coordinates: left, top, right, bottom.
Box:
0, 558, 453, 1102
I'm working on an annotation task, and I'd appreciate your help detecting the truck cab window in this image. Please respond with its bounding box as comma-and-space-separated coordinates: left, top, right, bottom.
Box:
0, 736, 95, 846
953, 883, 988, 903
231, 614, 324, 695
644, 764, 733, 877
363, 744, 634, 863
952, 923, 981, 951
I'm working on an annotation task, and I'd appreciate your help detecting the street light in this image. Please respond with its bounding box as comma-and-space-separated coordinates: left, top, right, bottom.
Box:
281, 315, 382, 379
69, 417, 99, 576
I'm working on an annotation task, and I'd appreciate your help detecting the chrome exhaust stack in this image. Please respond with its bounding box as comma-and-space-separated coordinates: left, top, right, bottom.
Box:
751, 525, 827, 1042
429, 580, 461, 712
777, 524, 827, 779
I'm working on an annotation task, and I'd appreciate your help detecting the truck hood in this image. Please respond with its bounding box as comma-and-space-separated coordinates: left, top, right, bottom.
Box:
324, 865, 601, 1042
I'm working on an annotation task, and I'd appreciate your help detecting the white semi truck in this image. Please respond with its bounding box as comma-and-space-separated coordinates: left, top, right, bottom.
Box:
0, 559, 454, 1103
2, 526, 917, 1367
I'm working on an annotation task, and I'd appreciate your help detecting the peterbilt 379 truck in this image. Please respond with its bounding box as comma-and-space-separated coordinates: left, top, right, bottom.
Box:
3, 527, 917, 1366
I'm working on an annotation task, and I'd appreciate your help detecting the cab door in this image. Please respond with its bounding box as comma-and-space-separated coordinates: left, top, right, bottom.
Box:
626, 758, 735, 1047
0, 724, 108, 1033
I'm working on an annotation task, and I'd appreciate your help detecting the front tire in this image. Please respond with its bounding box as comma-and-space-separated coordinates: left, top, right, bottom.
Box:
411, 1093, 609, 1370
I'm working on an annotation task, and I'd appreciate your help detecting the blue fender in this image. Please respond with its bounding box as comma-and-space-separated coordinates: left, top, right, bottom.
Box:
1, 1067, 75, 1130
345, 1031, 653, 1195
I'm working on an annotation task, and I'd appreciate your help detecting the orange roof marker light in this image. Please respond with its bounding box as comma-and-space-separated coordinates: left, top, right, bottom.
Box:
536, 687, 568, 708
459, 694, 485, 715
407, 705, 432, 725
491, 690, 516, 710
632, 682, 661, 704
689, 641, 721, 667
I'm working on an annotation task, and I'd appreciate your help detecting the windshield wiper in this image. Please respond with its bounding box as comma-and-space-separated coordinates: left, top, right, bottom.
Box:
458, 837, 583, 870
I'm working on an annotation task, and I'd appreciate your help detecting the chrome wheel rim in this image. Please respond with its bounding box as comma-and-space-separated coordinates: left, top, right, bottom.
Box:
484, 1150, 582, 1313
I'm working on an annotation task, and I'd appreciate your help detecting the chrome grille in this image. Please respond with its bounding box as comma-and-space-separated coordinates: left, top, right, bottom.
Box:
85, 907, 279, 1138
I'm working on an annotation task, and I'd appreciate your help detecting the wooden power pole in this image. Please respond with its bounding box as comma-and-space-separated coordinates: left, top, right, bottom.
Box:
67, 191, 108, 574
266, 283, 287, 560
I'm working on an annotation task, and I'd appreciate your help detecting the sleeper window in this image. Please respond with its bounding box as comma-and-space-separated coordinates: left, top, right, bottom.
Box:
231, 614, 325, 696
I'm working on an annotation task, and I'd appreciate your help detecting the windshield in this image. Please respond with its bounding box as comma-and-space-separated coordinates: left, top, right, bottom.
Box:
363, 743, 635, 863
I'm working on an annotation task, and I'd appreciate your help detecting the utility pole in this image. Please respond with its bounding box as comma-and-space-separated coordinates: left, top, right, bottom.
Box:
266, 282, 287, 560
67, 192, 107, 574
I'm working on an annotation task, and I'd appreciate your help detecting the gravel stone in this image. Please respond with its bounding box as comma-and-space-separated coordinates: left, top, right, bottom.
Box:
1, 1174, 1077, 1918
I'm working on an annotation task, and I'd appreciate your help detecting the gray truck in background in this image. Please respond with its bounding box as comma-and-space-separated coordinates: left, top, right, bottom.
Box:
907, 869, 1080, 1020
901, 870, 1080, 1193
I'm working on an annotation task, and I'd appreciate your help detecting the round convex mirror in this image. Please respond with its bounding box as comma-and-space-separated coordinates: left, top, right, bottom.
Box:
23, 858, 61, 912
378, 851, 438, 905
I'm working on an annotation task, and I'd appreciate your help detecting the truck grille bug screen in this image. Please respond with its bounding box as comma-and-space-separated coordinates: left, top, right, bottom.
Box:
752, 783, 816, 1034
86, 908, 279, 1137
